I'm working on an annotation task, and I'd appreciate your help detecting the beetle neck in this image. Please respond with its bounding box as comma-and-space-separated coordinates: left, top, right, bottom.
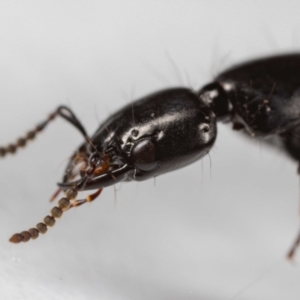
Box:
198, 82, 233, 121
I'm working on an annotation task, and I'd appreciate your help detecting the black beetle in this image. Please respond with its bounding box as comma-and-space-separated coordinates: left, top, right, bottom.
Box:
3, 53, 300, 258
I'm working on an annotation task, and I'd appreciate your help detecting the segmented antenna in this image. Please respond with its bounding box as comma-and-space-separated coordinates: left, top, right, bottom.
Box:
0, 111, 57, 157
9, 188, 77, 243
0, 105, 88, 158
9, 188, 103, 243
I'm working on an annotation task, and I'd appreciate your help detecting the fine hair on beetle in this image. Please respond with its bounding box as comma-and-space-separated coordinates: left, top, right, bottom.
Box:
2, 53, 300, 260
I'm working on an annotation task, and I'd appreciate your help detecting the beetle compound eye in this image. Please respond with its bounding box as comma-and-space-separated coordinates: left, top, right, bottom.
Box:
131, 139, 157, 171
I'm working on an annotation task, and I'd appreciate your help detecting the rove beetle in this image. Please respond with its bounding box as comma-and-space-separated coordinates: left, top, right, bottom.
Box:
2, 53, 300, 259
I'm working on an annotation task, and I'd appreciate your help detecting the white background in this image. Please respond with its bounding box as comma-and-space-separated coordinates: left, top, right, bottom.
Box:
0, 1, 300, 299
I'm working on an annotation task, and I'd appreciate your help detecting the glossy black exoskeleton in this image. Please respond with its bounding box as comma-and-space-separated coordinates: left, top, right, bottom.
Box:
3, 53, 300, 257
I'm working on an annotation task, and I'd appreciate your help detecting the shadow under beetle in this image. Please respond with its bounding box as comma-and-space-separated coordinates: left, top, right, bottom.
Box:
3, 53, 300, 259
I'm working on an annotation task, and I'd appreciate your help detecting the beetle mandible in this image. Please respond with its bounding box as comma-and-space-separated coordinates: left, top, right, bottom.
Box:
2, 53, 300, 258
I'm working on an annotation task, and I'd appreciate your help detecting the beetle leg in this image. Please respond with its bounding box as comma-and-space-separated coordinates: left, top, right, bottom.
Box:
286, 164, 300, 259
232, 122, 245, 131
287, 231, 300, 260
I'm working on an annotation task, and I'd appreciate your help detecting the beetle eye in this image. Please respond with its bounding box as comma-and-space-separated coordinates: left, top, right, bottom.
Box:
131, 139, 157, 171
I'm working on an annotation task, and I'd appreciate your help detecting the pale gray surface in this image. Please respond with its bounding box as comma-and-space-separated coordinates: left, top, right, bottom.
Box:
1, 1, 300, 299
